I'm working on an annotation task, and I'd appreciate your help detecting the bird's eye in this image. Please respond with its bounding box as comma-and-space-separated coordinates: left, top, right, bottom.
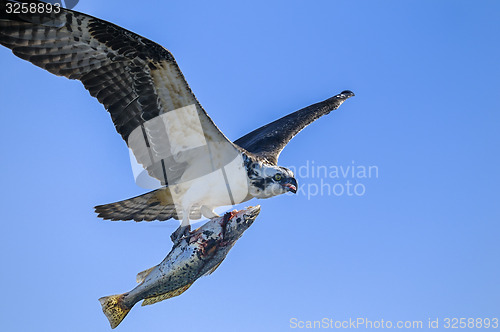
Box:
274, 174, 282, 181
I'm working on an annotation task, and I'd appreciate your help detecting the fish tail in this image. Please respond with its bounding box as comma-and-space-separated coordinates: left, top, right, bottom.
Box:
98, 293, 131, 329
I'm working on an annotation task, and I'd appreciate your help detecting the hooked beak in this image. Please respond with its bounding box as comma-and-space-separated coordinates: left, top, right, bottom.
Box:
284, 178, 298, 194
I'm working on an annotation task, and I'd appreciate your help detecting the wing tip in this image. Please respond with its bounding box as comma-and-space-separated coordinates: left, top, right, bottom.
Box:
339, 90, 355, 98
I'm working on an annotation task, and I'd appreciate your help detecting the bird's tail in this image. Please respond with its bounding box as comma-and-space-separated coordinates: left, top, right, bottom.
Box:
98, 293, 132, 329
95, 187, 203, 222
95, 188, 180, 222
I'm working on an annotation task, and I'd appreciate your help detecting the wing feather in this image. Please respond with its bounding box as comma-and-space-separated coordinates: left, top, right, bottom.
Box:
0, 0, 241, 185
234, 91, 354, 164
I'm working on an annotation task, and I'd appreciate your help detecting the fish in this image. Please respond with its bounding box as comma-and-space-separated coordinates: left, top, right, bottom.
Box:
99, 205, 261, 329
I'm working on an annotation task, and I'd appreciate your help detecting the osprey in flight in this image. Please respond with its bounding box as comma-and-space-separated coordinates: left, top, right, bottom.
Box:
0, 0, 354, 241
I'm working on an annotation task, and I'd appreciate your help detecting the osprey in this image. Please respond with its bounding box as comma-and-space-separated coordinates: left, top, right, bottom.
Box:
0, 0, 354, 241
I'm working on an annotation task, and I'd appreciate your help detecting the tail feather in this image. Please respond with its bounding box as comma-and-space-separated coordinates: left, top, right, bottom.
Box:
98, 293, 131, 329
95, 188, 202, 222
95, 189, 178, 221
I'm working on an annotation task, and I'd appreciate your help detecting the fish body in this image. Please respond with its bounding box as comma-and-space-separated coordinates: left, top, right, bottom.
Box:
99, 206, 260, 328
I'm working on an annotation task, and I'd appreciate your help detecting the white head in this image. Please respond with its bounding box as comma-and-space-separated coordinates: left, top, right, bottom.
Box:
247, 163, 298, 198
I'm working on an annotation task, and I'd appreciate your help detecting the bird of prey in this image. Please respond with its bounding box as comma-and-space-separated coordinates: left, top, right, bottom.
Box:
0, 0, 354, 241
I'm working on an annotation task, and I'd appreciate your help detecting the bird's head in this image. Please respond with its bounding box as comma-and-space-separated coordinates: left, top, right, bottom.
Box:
248, 163, 298, 198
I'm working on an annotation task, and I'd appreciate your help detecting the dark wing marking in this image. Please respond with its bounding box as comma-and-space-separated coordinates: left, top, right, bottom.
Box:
0, 0, 241, 186
234, 91, 354, 165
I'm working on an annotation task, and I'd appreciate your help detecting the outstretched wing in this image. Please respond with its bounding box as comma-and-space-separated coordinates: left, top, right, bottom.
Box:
234, 91, 354, 165
0, 0, 241, 186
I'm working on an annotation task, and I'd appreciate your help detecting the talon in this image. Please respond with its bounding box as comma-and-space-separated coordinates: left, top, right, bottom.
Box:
170, 224, 191, 244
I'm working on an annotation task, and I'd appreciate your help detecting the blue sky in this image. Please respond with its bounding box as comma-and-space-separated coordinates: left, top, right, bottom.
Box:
0, 0, 499, 331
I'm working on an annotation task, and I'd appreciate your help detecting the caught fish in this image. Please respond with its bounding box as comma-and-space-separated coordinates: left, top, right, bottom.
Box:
99, 205, 260, 328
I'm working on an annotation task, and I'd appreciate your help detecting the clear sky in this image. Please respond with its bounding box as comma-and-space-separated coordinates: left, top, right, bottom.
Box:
1, 1, 499, 331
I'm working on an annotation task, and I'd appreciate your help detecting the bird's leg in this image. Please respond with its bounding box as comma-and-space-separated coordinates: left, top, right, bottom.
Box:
170, 213, 191, 244
201, 205, 220, 219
